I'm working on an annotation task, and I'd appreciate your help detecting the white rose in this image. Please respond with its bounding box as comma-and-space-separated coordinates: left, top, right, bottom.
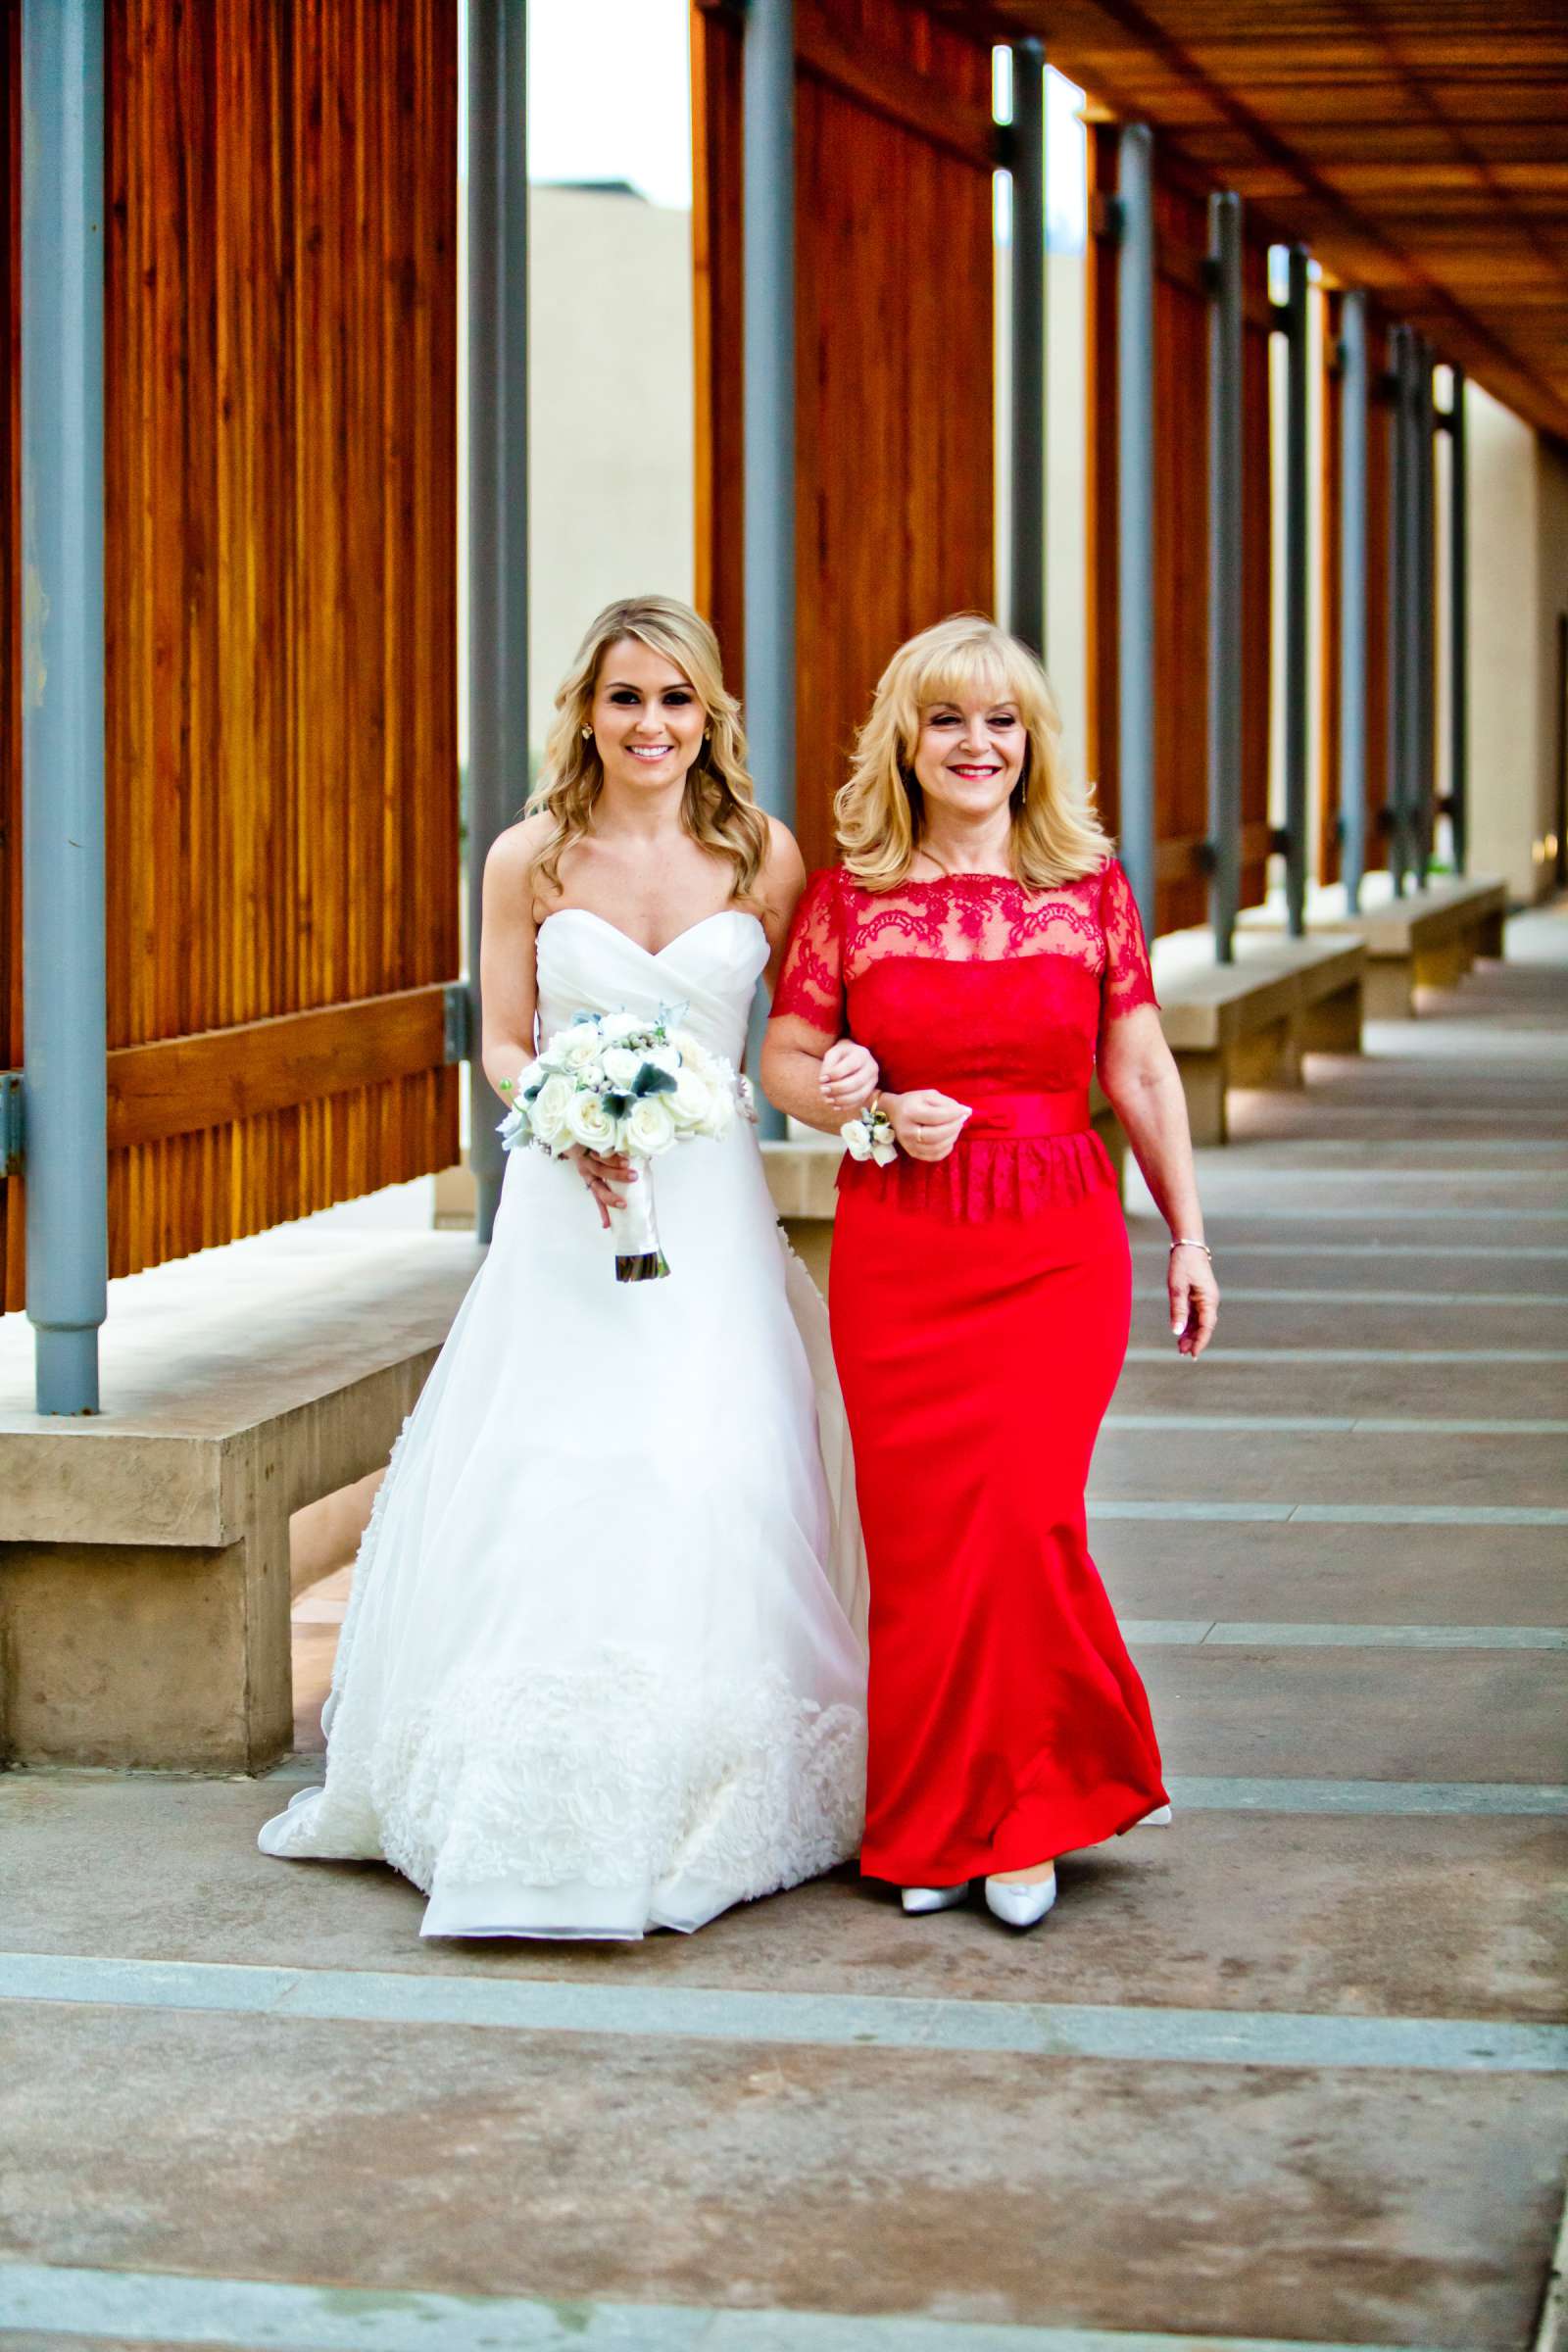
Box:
642, 1044, 681, 1079
513, 1057, 546, 1097
601, 1046, 643, 1090
563, 1027, 605, 1073
668, 1067, 711, 1130
676, 1037, 714, 1077
564, 1090, 617, 1152
528, 1072, 575, 1147
599, 1010, 643, 1043
698, 1085, 735, 1141
624, 1095, 678, 1157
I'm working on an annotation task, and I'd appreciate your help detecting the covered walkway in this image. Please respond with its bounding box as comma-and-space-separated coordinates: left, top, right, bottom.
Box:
1, 910, 1563, 2350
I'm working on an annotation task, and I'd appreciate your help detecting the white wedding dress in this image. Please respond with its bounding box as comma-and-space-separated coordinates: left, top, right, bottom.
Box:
259, 907, 868, 1938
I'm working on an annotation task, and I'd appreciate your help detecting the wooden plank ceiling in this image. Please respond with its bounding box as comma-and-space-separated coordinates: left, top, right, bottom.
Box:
957, 1, 1568, 442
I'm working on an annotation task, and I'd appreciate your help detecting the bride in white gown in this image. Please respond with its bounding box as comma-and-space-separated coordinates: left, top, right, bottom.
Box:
260, 597, 871, 1938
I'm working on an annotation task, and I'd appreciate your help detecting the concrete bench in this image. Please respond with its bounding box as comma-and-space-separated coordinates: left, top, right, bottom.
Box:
1152, 930, 1367, 1146
1240, 874, 1507, 1021
0, 1231, 482, 1772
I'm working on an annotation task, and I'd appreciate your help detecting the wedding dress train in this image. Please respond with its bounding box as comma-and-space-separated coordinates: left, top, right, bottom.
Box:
259, 907, 868, 1937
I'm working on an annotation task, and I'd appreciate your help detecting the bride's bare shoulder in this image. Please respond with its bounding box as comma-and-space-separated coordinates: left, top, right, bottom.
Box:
485, 812, 552, 888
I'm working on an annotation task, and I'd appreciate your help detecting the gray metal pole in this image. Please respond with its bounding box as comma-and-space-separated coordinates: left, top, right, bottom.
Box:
1282, 245, 1310, 936
22, 0, 108, 1415
1338, 291, 1369, 911
1206, 190, 1244, 962
466, 0, 528, 1243
1116, 124, 1156, 939
1008, 38, 1047, 657
1414, 341, 1437, 885
744, 0, 795, 1139
1386, 323, 1411, 897
1397, 329, 1424, 892
1447, 366, 1468, 875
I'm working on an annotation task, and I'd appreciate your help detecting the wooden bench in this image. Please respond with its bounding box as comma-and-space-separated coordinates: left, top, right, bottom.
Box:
0, 1232, 482, 1772
1240, 874, 1508, 1021
1152, 930, 1367, 1146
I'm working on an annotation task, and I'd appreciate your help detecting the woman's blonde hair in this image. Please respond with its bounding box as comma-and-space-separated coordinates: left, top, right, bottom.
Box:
835, 613, 1110, 890
528, 595, 770, 901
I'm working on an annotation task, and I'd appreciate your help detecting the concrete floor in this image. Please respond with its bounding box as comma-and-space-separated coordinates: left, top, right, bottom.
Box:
2, 906, 1566, 2352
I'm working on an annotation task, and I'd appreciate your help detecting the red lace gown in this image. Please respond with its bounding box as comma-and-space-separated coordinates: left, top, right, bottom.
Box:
771, 858, 1169, 1886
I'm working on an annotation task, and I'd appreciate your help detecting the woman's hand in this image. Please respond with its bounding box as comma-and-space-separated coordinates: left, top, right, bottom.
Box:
883, 1089, 971, 1162
1169, 1242, 1219, 1359
818, 1040, 880, 1119
568, 1145, 637, 1231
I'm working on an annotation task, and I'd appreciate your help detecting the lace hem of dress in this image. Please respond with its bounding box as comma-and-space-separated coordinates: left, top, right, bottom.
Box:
839, 1127, 1115, 1221
261, 1652, 867, 1913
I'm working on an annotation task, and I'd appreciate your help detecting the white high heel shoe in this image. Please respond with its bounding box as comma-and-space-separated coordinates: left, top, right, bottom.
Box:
984, 1870, 1057, 1929
901, 1883, 970, 1915
1138, 1804, 1172, 1827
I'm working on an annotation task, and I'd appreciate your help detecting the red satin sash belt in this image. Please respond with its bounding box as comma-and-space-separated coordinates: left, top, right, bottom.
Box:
956, 1090, 1091, 1142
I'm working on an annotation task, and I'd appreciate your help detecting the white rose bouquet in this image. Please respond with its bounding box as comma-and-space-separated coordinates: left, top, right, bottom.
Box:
498, 1004, 748, 1281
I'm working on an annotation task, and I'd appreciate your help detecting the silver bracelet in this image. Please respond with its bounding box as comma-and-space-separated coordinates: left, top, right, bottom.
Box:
1169, 1237, 1211, 1259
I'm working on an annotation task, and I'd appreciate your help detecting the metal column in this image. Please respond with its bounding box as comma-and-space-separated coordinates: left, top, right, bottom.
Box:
1281, 245, 1310, 935
1446, 367, 1468, 874
1413, 341, 1437, 884
1337, 291, 1369, 910
1008, 39, 1047, 657
466, 0, 528, 1243
22, 0, 108, 1414
1116, 124, 1156, 939
1386, 324, 1413, 896
1205, 191, 1244, 961
744, 0, 796, 1138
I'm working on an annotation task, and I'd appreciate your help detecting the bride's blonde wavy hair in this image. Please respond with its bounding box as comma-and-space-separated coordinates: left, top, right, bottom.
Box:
529, 595, 770, 902
835, 613, 1110, 890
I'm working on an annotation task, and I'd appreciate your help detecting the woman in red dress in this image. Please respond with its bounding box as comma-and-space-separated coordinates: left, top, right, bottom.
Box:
761, 615, 1218, 1930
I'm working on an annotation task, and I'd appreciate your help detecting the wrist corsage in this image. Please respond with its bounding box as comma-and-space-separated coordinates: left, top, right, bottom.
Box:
841, 1100, 898, 1166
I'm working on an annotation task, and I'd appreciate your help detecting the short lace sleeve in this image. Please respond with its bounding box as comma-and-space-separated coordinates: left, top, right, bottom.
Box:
1100, 858, 1158, 1021
770, 867, 847, 1037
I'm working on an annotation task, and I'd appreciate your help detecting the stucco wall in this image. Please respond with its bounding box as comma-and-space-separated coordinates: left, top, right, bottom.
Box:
527, 187, 696, 762
1534, 436, 1568, 890
1466, 380, 1559, 900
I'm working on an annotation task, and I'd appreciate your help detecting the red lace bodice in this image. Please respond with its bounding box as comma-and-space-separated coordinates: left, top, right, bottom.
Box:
771, 858, 1157, 1217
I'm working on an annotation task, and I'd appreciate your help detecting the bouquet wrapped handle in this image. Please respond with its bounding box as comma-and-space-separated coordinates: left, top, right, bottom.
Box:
605, 1155, 667, 1283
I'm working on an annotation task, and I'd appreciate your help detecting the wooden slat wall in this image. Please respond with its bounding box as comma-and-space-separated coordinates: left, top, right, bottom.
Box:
1151, 171, 1212, 933
1238, 229, 1272, 917
691, 0, 746, 686
2, 2, 20, 1309
1317, 290, 1392, 887
1087, 126, 1274, 937
692, 0, 997, 875
1084, 130, 1118, 841
0, 0, 460, 1310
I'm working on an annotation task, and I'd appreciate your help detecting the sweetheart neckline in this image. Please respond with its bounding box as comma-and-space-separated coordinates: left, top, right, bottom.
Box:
537, 906, 765, 962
